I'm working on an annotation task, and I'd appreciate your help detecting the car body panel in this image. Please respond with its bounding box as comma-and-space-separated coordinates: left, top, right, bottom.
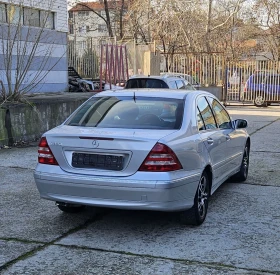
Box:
34, 89, 249, 212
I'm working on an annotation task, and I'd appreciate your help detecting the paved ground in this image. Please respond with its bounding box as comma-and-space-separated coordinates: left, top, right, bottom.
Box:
0, 105, 280, 275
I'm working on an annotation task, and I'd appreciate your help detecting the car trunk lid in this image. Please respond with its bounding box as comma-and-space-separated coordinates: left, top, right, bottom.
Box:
45, 125, 178, 177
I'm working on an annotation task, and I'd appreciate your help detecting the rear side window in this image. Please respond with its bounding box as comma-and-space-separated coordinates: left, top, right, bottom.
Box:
175, 80, 184, 89
197, 97, 217, 130
168, 81, 177, 89
265, 75, 280, 85
125, 79, 169, 88
66, 96, 184, 130
184, 80, 196, 90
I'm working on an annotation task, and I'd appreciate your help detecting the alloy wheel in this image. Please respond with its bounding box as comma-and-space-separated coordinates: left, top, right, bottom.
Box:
197, 175, 209, 219
242, 146, 249, 178
254, 95, 266, 107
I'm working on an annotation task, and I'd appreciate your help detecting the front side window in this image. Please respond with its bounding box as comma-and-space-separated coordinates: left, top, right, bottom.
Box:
66, 96, 184, 129
197, 96, 217, 130
207, 97, 231, 129
197, 107, 205, 131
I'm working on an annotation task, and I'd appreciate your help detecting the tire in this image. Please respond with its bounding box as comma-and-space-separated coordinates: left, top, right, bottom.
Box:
254, 94, 267, 107
233, 142, 250, 182
56, 202, 85, 213
180, 171, 210, 226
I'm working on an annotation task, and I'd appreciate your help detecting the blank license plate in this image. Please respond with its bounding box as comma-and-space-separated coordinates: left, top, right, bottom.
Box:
72, 153, 124, 171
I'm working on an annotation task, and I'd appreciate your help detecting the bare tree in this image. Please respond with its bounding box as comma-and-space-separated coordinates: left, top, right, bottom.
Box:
0, 0, 65, 104
252, 0, 280, 60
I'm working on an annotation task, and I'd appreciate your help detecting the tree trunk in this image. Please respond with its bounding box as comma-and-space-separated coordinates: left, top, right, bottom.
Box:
205, 0, 213, 53
119, 0, 124, 39
103, 0, 114, 38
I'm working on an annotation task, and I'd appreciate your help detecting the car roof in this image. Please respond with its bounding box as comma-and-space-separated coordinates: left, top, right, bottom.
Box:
161, 72, 193, 77
251, 72, 280, 76
127, 75, 185, 82
94, 89, 210, 100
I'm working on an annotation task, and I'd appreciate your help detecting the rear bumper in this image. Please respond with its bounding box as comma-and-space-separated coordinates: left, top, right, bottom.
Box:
34, 167, 200, 211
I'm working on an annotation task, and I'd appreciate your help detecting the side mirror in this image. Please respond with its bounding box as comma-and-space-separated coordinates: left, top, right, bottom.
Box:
233, 119, 248, 129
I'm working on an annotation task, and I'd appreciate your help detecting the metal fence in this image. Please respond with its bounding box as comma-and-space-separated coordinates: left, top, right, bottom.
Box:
68, 37, 101, 79
161, 53, 225, 87
161, 53, 280, 104
68, 39, 280, 104
225, 60, 280, 104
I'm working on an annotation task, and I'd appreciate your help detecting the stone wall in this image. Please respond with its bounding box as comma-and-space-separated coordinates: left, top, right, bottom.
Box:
0, 93, 93, 146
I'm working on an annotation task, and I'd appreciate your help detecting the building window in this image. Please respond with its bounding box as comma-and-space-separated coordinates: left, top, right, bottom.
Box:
81, 41, 86, 49
0, 3, 7, 23
24, 8, 40, 27
69, 11, 73, 18
69, 24, 74, 34
98, 24, 107, 33
7, 5, 23, 24
86, 25, 90, 32
0, 3, 55, 29
40, 10, 54, 29
78, 11, 89, 16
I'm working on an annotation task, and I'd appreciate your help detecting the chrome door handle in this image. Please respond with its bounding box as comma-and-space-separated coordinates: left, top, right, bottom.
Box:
207, 138, 214, 145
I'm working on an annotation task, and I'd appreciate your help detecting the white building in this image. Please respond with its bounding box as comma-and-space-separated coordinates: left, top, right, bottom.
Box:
68, 1, 128, 46
0, 0, 68, 94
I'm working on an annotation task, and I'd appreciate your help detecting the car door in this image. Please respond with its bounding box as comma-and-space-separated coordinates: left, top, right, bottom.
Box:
197, 96, 229, 186
264, 74, 280, 100
207, 96, 244, 174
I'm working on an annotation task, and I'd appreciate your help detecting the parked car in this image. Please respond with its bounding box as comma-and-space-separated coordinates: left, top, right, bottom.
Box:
160, 72, 201, 89
124, 75, 196, 90
244, 72, 280, 107
34, 89, 250, 226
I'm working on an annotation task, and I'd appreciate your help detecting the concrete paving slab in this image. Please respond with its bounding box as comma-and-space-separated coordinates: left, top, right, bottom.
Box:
227, 106, 280, 135
0, 146, 38, 170
250, 121, 280, 153
56, 183, 280, 273
1, 245, 276, 275
248, 152, 280, 186
0, 167, 97, 242
0, 240, 42, 267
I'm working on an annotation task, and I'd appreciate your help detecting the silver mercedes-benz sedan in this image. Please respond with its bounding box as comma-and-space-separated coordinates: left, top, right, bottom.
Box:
34, 89, 250, 225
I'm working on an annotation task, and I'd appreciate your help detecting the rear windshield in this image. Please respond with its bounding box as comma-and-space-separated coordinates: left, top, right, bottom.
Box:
125, 78, 169, 89
66, 96, 184, 129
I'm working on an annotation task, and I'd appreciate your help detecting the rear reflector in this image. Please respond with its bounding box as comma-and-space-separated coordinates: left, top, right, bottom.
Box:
38, 137, 58, 165
139, 143, 182, 172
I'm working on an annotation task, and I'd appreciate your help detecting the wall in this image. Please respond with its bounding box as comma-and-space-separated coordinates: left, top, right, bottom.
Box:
0, 94, 92, 146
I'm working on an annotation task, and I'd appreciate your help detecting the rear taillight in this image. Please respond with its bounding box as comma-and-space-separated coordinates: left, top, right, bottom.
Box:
139, 143, 182, 172
38, 137, 58, 165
